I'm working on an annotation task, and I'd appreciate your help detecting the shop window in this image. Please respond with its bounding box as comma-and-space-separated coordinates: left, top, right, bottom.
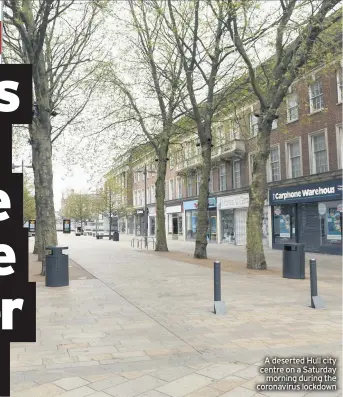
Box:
273, 205, 296, 245
267, 146, 280, 182
309, 80, 324, 113
286, 92, 299, 122
337, 68, 342, 103
286, 140, 302, 178
319, 201, 342, 247
250, 113, 258, 137
233, 160, 241, 189
219, 164, 227, 191
309, 131, 328, 174
336, 124, 343, 169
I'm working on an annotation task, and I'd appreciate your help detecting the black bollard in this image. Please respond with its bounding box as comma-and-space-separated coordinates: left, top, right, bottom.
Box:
214, 261, 221, 302
213, 261, 227, 315
309, 258, 325, 309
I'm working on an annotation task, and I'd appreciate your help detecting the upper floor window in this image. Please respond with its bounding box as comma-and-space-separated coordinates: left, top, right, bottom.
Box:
337, 68, 342, 103
187, 176, 193, 197
169, 179, 174, 200
309, 131, 328, 174
209, 170, 213, 193
233, 160, 241, 189
169, 154, 174, 169
219, 164, 227, 191
196, 172, 201, 195
286, 92, 299, 122
286, 140, 302, 178
250, 113, 258, 137
165, 182, 168, 200
309, 80, 324, 113
147, 187, 151, 204
267, 146, 281, 182
151, 185, 156, 203
176, 177, 182, 199
134, 172, 137, 183
337, 125, 343, 169
271, 119, 278, 130
229, 118, 240, 140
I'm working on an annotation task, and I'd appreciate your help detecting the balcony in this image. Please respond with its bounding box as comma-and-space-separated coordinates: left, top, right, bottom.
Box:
212, 139, 246, 160
176, 154, 202, 175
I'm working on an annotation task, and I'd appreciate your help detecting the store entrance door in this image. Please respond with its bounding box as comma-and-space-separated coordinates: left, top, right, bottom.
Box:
298, 203, 320, 252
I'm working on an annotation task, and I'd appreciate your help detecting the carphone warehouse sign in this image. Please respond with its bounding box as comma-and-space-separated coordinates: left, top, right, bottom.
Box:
270, 180, 343, 205
0, 65, 36, 396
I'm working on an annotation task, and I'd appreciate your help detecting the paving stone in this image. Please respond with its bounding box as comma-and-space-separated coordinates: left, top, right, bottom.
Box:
210, 375, 247, 392
104, 375, 166, 397
88, 375, 127, 391
151, 366, 196, 382
58, 386, 96, 396
10, 382, 65, 397
196, 364, 249, 380
156, 374, 215, 397
53, 377, 90, 391
220, 386, 256, 396
185, 386, 223, 397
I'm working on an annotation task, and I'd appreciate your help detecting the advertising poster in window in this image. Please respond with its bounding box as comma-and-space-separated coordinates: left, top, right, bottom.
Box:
279, 214, 291, 238
327, 208, 342, 240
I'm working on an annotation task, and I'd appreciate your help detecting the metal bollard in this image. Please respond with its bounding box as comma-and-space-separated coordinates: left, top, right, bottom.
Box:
214, 261, 221, 302
309, 259, 325, 309
213, 261, 226, 315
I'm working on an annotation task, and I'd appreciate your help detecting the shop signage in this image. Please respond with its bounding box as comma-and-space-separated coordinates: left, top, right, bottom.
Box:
270, 180, 343, 205
166, 205, 182, 214
136, 209, 144, 215
28, 219, 36, 233
218, 193, 249, 210
0, 65, 36, 396
183, 198, 217, 211
318, 203, 326, 215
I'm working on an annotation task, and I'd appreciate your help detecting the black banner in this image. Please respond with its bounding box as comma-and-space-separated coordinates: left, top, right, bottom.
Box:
0, 65, 36, 396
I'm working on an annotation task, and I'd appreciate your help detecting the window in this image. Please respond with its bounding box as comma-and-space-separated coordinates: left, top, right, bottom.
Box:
169, 179, 174, 200
137, 171, 140, 182
268, 146, 281, 182
151, 185, 155, 203
196, 172, 201, 195
250, 113, 258, 136
336, 125, 343, 169
133, 190, 136, 206
165, 182, 168, 200
228, 118, 240, 140
286, 140, 302, 178
209, 170, 213, 193
176, 177, 182, 199
309, 132, 328, 174
249, 153, 255, 183
286, 92, 299, 122
187, 176, 193, 197
309, 80, 324, 113
219, 164, 227, 191
147, 187, 151, 204
337, 68, 343, 103
169, 154, 174, 169
233, 160, 241, 188
134, 172, 137, 183
271, 119, 278, 130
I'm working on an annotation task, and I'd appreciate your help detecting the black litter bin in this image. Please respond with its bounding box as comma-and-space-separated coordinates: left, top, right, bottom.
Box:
283, 243, 305, 279
45, 246, 69, 287
113, 231, 119, 241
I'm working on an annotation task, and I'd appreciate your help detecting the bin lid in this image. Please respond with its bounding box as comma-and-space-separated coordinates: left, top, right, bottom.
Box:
46, 246, 68, 250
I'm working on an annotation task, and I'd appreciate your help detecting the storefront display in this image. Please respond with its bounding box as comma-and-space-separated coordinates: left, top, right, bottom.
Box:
270, 179, 342, 255
148, 206, 156, 236
166, 205, 182, 238
184, 198, 217, 240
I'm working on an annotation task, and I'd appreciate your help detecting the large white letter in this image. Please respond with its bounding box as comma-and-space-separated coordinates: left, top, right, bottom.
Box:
0, 81, 20, 112
0, 190, 10, 221
1, 299, 24, 329
0, 245, 15, 276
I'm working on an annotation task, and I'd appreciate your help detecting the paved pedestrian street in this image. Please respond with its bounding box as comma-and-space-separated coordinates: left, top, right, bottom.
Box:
10, 234, 342, 396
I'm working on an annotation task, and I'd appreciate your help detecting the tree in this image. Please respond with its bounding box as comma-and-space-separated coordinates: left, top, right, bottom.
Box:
4, 0, 106, 264
23, 180, 36, 223
61, 191, 92, 228
97, 0, 187, 251
99, 175, 123, 239
225, 0, 341, 269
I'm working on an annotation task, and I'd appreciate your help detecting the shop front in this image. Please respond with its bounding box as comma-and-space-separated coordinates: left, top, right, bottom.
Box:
166, 205, 183, 239
135, 208, 145, 236
127, 214, 134, 234
270, 179, 342, 255
184, 198, 217, 241
217, 193, 249, 245
148, 206, 156, 236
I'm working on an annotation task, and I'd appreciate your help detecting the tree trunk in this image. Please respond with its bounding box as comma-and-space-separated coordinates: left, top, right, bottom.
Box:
194, 144, 211, 259
155, 153, 168, 252
246, 123, 270, 269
